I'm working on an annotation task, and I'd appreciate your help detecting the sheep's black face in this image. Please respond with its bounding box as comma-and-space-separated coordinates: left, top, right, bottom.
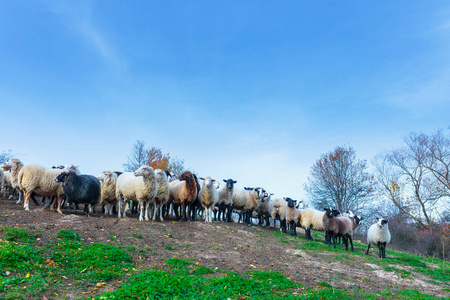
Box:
224, 179, 236, 189
285, 197, 296, 208
332, 209, 341, 217
381, 219, 388, 225
55, 172, 68, 183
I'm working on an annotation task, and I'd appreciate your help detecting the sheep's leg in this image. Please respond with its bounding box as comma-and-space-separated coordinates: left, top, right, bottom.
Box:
139, 201, 145, 221
365, 243, 371, 255
282, 219, 287, 233
181, 202, 187, 221
332, 234, 337, 248
23, 192, 31, 211
145, 201, 150, 221
30, 192, 40, 206
349, 237, 354, 252
57, 195, 63, 214
159, 205, 164, 222
382, 242, 386, 258
118, 200, 123, 218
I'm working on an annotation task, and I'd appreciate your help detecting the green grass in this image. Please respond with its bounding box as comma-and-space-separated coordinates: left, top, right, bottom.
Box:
0, 228, 134, 299
0, 226, 448, 299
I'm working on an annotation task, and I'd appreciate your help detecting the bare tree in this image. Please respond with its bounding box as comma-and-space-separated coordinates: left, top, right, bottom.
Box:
304, 145, 375, 212
123, 140, 148, 172
0, 150, 13, 165
420, 130, 450, 201
123, 140, 186, 176
168, 156, 185, 178
373, 132, 448, 228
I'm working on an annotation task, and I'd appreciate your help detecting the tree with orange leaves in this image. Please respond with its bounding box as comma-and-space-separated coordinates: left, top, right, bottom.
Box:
123, 140, 185, 178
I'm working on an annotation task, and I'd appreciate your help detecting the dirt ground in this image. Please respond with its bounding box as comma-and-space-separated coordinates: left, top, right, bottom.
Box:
0, 196, 448, 299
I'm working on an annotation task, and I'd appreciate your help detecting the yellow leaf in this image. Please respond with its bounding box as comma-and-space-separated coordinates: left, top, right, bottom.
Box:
25, 273, 30, 278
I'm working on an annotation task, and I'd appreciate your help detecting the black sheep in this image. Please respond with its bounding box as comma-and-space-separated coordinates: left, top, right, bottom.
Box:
55, 172, 101, 215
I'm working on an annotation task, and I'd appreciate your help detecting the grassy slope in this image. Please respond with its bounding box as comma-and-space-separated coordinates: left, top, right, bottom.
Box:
0, 226, 448, 300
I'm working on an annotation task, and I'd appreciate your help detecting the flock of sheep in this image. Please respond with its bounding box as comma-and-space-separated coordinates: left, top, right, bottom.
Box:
0, 158, 391, 259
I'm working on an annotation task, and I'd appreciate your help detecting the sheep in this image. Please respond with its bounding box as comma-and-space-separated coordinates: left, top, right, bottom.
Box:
2, 170, 12, 198
199, 176, 219, 223
189, 174, 202, 221
6, 158, 24, 203
296, 208, 326, 241
55, 172, 101, 215
98, 171, 118, 215
254, 191, 272, 226
285, 197, 301, 236
338, 210, 364, 245
152, 169, 170, 221
17, 164, 79, 213
232, 187, 263, 226
366, 218, 391, 258
169, 171, 197, 221
269, 197, 287, 232
323, 208, 344, 248
216, 179, 237, 222
115, 165, 157, 221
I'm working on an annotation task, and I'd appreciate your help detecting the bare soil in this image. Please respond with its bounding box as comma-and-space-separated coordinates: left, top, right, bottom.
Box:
0, 196, 448, 299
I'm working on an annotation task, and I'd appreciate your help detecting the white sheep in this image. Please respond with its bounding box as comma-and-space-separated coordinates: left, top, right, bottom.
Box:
366, 218, 391, 258
216, 179, 237, 222
232, 187, 263, 226
199, 176, 219, 223
254, 191, 272, 226
98, 171, 118, 215
285, 197, 301, 235
6, 158, 24, 202
269, 197, 287, 232
2, 170, 12, 198
115, 165, 157, 221
153, 169, 170, 221
295, 208, 325, 241
17, 164, 79, 213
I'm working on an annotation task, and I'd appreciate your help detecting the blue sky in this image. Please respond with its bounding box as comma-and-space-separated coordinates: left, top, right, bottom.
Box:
1, 1, 450, 202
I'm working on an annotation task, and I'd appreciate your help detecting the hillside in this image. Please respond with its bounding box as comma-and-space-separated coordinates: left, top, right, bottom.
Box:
0, 197, 448, 299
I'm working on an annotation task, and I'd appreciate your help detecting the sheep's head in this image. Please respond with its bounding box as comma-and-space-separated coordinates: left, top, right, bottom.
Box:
55, 172, 69, 183
200, 177, 217, 188
260, 192, 273, 203
377, 218, 388, 227
6, 158, 21, 168
134, 165, 154, 177
324, 207, 341, 218
98, 171, 116, 183
155, 169, 167, 180
52, 165, 65, 169
223, 179, 237, 190
354, 215, 364, 225
284, 197, 297, 208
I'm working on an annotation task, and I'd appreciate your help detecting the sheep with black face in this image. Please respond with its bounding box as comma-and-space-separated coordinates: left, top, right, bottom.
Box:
216, 178, 237, 222
366, 218, 391, 258
55, 172, 101, 215
285, 197, 301, 236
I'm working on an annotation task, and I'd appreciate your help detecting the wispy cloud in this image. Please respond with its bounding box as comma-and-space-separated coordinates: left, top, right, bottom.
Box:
43, 0, 125, 69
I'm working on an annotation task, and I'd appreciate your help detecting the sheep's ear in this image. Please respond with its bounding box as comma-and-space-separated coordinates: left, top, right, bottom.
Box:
223, 179, 227, 183
270, 193, 274, 195
211, 179, 216, 182
233, 180, 237, 183
199, 177, 205, 181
